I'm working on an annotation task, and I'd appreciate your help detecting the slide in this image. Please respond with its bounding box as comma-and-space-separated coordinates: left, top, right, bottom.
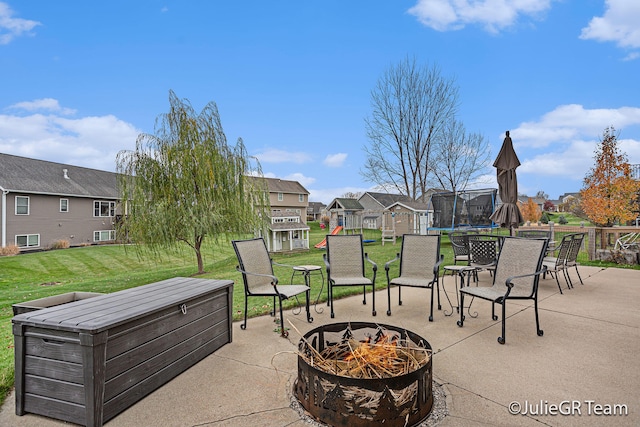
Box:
314, 226, 343, 248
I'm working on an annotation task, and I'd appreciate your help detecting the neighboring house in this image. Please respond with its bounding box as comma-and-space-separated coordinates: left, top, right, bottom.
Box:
307, 201, 326, 222
554, 192, 580, 212
326, 198, 364, 232
0, 153, 120, 251
357, 192, 417, 230
516, 195, 544, 210
385, 200, 432, 236
250, 176, 310, 252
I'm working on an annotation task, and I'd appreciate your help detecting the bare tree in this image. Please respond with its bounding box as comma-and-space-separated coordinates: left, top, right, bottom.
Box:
431, 119, 491, 193
362, 57, 459, 202
341, 191, 362, 199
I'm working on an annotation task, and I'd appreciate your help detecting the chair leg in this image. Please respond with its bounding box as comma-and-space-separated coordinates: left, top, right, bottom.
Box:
498, 302, 506, 344
574, 266, 584, 285
362, 285, 367, 305
553, 270, 563, 294
398, 286, 403, 306
241, 295, 248, 330
371, 284, 376, 316
429, 285, 434, 322
456, 293, 465, 327
329, 283, 335, 318
436, 279, 441, 310
271, 296, 277, 316
563, 268, 573, 290
535, 297, 544, 337
386, 283, 392, 316
305, 290, 313, 323
277, 297, 288, 338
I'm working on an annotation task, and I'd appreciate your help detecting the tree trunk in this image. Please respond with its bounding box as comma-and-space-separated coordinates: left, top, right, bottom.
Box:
195, 237, 204, 274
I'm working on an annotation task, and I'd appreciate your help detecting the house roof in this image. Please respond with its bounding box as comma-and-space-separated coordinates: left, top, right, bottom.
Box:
360, 191, 416, 209
387, 200, 430, 212
0, 153, 119, 199
307, 201, 326, 213
328, 198, 364, 211
248, 176, 309, 195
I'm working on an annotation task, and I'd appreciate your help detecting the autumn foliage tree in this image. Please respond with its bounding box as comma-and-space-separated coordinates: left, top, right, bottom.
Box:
580, 127, 640, 227
519, 197, 542, 223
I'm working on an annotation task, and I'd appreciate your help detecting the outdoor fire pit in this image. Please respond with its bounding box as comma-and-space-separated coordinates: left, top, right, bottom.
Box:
294, 322, 433, 427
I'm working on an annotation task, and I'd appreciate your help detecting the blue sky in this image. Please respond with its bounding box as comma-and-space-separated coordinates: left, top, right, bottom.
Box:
1, 1, 639, 204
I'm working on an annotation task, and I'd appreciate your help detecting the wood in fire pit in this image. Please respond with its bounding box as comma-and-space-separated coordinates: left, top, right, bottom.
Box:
295, 322, 433, 427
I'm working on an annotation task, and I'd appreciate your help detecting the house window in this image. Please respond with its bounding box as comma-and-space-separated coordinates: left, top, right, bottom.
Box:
16, 234, 39, 248
60, 198, 69, 212
94, 230, 115, 242
278, 192, 283, 201
94, 201, 115, 217
299, 194, 304, 202
15, 196, 29, 215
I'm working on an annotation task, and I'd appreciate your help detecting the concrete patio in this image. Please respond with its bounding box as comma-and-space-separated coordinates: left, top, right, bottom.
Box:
1, 265, 638, 426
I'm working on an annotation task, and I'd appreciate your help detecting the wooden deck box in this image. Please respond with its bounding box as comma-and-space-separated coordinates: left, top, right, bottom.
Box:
12, 277, 233, 427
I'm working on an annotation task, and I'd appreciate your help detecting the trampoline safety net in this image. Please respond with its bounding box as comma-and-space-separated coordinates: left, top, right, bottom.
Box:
429, 188, 497, 230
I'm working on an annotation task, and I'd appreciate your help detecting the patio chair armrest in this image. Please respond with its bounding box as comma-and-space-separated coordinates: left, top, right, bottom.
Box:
384, 254, 400, 271
322, 253, 330, 274
433, 254, 444, 276
272, 260, 294, 269
235, 266, 279, 285
365, 253, 378, 271
504, 265, 547, 289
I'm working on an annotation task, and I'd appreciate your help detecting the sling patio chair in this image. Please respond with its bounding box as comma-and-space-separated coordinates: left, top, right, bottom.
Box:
449, 230, 477, 265
323, 234, 378, 318
517, 229, 554, 254
384, 234, 444, 321
467, 234, 502, 282
564, 232, 586, 288
542, 233, 574, 293
457, 236, 548, 344
232, 237, 312, 337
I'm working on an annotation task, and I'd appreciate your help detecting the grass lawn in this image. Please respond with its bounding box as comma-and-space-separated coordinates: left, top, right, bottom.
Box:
0, 219, 634, 407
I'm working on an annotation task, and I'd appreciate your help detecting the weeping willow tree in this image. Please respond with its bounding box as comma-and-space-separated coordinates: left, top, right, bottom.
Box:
116, 90, 269, 274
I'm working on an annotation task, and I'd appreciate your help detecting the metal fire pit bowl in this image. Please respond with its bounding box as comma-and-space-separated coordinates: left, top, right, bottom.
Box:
294, 322, 433, 427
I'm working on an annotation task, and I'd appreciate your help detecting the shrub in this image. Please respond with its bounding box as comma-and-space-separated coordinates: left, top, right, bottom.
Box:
49, 239, 70, 250
558, 215, 568, 225
540, 212, 550, 224
0, 245, 20, 256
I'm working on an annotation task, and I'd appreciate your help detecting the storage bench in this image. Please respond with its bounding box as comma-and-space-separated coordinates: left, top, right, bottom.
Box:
12, 277, 233, 427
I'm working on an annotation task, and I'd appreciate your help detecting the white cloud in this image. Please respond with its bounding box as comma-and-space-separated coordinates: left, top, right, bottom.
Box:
580, 0, 640, 49
0, 101, 140, 171
407, 0, 552, 33
507, 104, 640, 196
323, 153, 347, 168
283, 172, 316, 188
8, 98, 76, 115
0, 2, 41, 45
513, 104, 640, 148
254, 148, 312, 164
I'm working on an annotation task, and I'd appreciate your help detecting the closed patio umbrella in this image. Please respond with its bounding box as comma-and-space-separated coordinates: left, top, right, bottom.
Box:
489, 131, 523, 235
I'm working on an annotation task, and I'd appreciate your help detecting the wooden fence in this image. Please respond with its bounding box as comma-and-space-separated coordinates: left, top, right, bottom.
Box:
518, 224, 640, 262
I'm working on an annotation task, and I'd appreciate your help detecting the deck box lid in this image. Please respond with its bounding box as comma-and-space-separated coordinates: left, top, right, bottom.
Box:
12, 277, 233, 334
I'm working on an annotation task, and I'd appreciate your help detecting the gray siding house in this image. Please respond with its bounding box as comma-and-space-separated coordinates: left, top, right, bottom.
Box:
0, 153, 120, 251
248, 176, 310, 252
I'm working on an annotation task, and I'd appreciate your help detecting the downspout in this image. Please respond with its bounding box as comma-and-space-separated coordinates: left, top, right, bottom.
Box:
0, 186, 8, 247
